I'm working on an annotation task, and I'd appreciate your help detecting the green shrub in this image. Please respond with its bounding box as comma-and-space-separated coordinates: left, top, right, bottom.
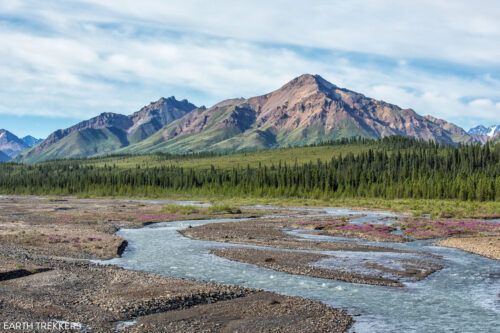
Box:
161, 204, 200, 215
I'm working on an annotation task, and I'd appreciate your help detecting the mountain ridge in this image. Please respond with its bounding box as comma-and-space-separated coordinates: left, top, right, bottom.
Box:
19, 96, 197, 163
22, 135, 43, 147
468, 124, 500, 143
0, 129, 29, 160
0, 130, 43, 161
18, 74, 481, 162
119, 74, 474, 155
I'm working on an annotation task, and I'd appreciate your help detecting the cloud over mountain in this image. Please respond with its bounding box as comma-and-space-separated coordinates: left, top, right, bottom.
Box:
0, 1, 499, 135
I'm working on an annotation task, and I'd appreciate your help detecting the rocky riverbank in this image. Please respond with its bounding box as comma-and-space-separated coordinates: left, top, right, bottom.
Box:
0, 245, 352, 332
211, 248, 404, 287
182, 216, 445, 286
125, 291, 352, 333
181, 217, 404, 253
438, 236, 500, 260
0, 196, 353, 332
0, 196, 265, 260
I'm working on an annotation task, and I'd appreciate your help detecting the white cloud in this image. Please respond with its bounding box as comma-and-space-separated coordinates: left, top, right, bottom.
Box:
0, 0, 22, 11
469, 99, 496, 108
79, 0, 500, 65
465, 99, 500, 125
334, 70, 500, 129
0, 0, 499, 132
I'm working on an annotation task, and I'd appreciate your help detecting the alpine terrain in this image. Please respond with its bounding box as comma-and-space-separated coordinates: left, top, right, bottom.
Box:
19, 74, 477, 162
0, 129, 40, 161
19, 97, 197, 163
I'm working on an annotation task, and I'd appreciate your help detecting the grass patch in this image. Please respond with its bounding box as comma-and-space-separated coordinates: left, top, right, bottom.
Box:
67, 191, 499, 219
161, 203, 242, 215
189, 196, 499, 219
161, 204, 201, 215
74, 142, 378, 170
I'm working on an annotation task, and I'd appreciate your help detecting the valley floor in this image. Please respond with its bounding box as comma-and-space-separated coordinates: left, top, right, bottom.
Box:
0, 196, 352, 333
0, 195, 498, 332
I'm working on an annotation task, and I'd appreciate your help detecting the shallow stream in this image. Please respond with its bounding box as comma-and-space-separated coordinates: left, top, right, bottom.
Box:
105, 207, 500, 332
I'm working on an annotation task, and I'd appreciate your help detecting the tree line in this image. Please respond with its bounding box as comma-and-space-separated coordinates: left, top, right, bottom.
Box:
0, 137, 498, 201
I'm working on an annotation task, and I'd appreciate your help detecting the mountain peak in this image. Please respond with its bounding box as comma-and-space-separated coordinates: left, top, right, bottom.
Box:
126, 96, 197, 143
0, 129, 23, 144
0, 129, 15, 138
0, 129, 28, 160
260, 74, 338, 109
21, 135, 43, 147
291, 73, 318, 83
468, 124, 500, 138
283, 74, 337, 92
97, 112, 126, 118
158, 96, 177, 103
143, 96, 197, 111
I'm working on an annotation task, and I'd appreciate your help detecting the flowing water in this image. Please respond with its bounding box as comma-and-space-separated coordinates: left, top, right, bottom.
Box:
103, 207, 500, 332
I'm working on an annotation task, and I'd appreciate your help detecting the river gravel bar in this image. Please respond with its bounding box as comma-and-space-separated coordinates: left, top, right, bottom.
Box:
438, 236, 500, 260
0, 196, 352, 332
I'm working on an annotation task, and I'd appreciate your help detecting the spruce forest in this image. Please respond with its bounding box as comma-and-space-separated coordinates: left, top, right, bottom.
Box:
0, 137, 498, 201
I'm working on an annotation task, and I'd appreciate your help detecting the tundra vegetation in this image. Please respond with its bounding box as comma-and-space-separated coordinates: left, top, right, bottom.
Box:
0, 138, 498, 205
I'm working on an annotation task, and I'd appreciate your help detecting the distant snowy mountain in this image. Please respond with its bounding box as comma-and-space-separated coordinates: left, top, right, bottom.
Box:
487, 125, 500, 137
468, 125, 500, 138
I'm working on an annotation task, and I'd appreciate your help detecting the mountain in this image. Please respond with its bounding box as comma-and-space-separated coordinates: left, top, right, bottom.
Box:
120, 74, 471, 155
424, 116, 475, 143
0, 129, 29, 160
0, 150, 10, 162
22, 135, 43, 147
468, 124, 500, 137
128, 97, 198, 143
19, 97, 197, 163
469, 125, 488, 136
468, 125, 500, 143
0, 130, 43, 161
19, 74, 476, 162
486, 125, 500, 137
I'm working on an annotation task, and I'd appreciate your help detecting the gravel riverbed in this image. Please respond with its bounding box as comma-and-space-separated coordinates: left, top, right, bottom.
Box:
0, 196, 353, 332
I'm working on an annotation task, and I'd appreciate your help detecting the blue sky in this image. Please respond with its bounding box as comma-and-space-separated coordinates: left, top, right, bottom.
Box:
1, 0, 499, 138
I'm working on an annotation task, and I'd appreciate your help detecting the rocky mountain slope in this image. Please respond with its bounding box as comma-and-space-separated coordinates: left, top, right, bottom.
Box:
468, 125, 500, 143
19, 97, 197, 163
469, 124, 500, 137
21, 135, 43, 147
19, 74, 479, 162
424, 116, 475, 144
0, 150, 10, 162
120, 74, 473, 155
0, 129, 29, 161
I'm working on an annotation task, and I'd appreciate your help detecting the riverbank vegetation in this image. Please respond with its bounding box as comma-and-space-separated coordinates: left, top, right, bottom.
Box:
0, 138, 498, 218
161, 204, 242, 215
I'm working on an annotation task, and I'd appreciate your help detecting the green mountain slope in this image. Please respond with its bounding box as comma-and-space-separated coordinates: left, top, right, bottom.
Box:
19, 97, 197, 163
121, 74, 471, 155
23, 128, 129, 163
18, 74, 477, 162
